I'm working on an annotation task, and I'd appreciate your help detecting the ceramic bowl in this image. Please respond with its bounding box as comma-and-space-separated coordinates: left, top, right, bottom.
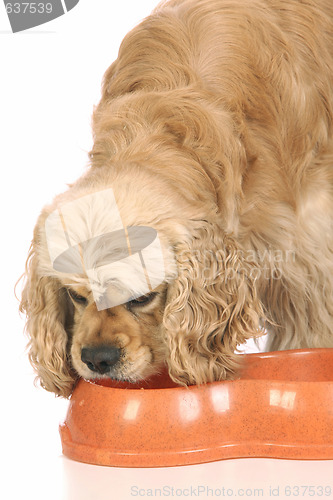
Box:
59, 348, 333, 467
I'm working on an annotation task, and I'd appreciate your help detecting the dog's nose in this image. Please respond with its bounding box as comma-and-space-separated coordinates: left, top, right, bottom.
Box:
81, 345, 121, 374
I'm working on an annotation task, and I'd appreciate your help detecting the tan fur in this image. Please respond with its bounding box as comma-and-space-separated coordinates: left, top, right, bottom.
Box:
20, 0, 333, 397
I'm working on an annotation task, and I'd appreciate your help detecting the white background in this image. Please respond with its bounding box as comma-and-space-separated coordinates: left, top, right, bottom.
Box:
1, 1, 332, 499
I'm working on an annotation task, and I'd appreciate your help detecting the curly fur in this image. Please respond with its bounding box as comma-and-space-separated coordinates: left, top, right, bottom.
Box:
20, 238, 75, 396
163, 222, 264, 384
19, 0, 333, 397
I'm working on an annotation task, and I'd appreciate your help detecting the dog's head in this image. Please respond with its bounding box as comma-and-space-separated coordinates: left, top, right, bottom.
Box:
19, 181, 262, 398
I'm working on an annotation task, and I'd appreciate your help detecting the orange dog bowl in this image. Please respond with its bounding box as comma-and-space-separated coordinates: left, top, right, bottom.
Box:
59, 348, 333, 467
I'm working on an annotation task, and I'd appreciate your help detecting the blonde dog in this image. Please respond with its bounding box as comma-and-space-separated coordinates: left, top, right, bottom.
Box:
20, 0, 333, 397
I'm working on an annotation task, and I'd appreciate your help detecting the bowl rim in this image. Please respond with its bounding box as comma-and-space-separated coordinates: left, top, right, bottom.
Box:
77, 347, 333, 394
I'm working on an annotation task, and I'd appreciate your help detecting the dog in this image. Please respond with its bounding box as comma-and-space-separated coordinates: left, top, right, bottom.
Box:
20, 0, 333, 397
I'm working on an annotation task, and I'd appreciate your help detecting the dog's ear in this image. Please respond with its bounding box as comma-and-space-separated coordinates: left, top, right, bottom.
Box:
163, 221, 264, 385
19, 240, 76, 398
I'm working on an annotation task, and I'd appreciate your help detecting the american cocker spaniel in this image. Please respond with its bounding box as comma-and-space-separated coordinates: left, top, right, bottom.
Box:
20, 0, 333, 397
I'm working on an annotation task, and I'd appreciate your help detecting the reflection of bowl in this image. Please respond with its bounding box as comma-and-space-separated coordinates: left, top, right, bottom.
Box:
59, 349, 333, 467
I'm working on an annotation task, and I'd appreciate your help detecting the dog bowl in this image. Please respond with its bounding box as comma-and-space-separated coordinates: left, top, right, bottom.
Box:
59, 348, 333, 467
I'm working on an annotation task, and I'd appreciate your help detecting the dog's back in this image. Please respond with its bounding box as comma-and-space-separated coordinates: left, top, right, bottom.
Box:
96, 0, 333, 231
103, 0, 333, 132
99, 0, 333, 184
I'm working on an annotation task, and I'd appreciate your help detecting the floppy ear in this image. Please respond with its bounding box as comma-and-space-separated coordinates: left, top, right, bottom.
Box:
163, 221, 264, 385
19, 240, 76, 398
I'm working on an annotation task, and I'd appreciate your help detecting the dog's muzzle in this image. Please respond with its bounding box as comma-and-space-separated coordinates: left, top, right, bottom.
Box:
81, 345, 121, 374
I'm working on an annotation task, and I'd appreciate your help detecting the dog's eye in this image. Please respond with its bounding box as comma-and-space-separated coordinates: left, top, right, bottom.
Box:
67, 288, 88, 306
127, 292, 157, 308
